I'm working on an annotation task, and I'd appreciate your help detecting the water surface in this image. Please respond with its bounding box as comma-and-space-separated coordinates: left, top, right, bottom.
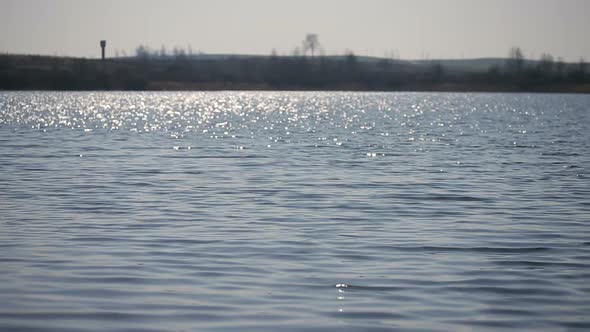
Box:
1, 91, 589, 331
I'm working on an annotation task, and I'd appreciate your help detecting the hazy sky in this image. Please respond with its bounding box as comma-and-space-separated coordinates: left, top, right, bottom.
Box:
1, 0, 589, 61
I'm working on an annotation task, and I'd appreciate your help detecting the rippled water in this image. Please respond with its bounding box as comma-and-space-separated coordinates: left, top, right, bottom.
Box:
1, 91, 589, 331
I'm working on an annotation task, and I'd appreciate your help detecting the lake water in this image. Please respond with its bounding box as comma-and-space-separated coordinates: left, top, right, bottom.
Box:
0, 91, 589, 332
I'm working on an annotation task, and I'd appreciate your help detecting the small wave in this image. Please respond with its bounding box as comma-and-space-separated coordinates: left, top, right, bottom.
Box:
369, 245, 552, 254
335, 284, 403, 292
377, 194, 493, 202
491, 260, 589, 269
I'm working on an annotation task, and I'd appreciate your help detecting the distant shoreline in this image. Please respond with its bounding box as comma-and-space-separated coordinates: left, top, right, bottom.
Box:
1, 54, 588, 94
144, 82, 590, 94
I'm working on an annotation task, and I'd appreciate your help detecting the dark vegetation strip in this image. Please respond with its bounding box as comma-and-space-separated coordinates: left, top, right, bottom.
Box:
0, 51, 588, 92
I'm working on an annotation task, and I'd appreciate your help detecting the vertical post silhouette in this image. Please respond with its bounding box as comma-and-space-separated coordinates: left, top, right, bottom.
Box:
100, 40, 106, 60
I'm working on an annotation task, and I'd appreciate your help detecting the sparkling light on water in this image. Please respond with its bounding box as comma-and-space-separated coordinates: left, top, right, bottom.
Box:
0, 91, 589, 332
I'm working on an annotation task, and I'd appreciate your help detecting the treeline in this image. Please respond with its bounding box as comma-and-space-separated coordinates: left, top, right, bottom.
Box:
0, 47, 588, 92
479, 47, 589, 91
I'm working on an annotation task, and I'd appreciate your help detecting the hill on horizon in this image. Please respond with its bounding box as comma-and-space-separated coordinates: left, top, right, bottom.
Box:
0, 52, 588, 92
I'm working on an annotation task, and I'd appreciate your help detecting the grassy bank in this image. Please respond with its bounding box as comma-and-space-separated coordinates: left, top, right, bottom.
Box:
1, 54, 588, 93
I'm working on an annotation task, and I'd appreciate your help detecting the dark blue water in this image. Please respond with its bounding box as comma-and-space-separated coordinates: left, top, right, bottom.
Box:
1, 91, 589, 331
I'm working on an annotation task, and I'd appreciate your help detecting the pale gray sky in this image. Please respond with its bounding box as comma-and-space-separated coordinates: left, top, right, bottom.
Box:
1, 0, 589, 61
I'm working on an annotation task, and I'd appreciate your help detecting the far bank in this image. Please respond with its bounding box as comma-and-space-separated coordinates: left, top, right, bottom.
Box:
1, 54, 588, 93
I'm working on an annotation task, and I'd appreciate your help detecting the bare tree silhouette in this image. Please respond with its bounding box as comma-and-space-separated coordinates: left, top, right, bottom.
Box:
556, 57, 565, 76
135, 45, 150, 59
507, 47, 525, 72
579, 57, 587, 73
538, 53, 554, 73
302, 34, 321, 57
